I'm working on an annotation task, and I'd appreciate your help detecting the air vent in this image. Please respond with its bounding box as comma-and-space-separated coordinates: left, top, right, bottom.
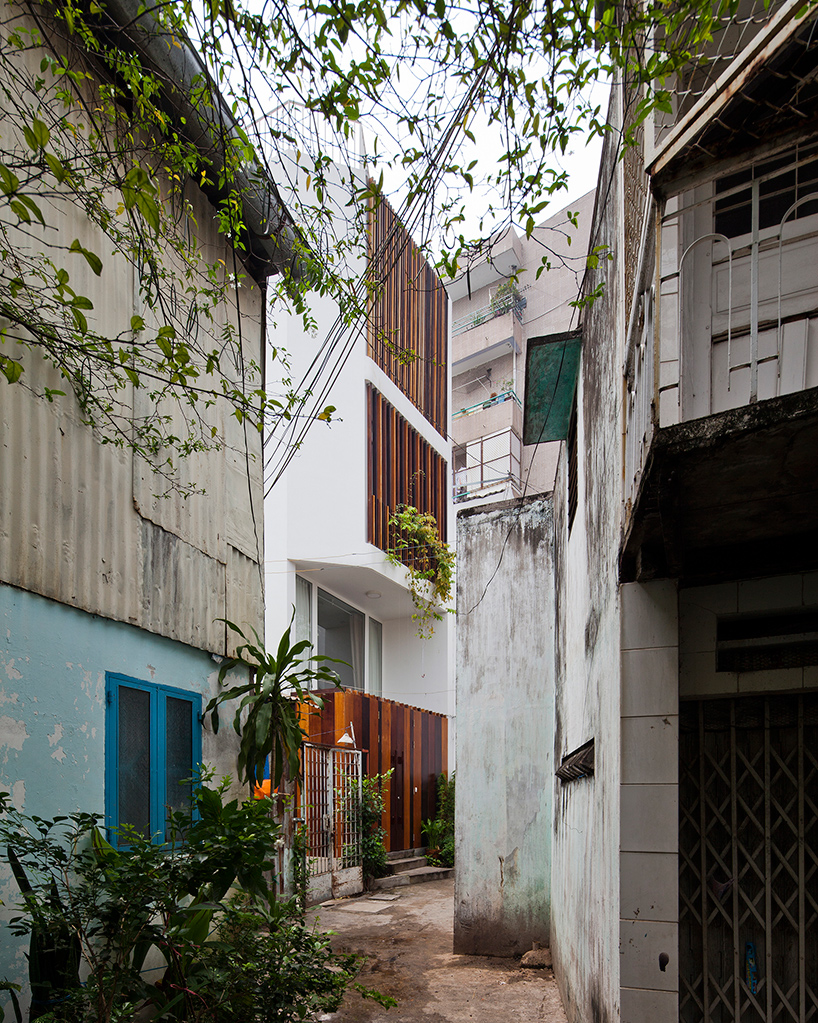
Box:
716, 608, 818, 673
556, 738, 594, 782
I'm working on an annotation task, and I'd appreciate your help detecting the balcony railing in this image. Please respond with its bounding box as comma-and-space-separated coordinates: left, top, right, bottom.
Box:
453, 389, 522, 420
624, 151, 818, 520
453, 427, 522, 502
451, 293, 526, 338
658, 174, 818, 425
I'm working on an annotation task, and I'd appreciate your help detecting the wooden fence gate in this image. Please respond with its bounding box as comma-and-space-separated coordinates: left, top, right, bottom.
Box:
300, 743, 363, 903
679, 693, 818, 1023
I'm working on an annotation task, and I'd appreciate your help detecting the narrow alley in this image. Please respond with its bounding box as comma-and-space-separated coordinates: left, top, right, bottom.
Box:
315, 879, 568, 1023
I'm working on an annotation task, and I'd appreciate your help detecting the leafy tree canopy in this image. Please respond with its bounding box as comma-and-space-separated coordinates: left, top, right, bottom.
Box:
0, 0, 783, 478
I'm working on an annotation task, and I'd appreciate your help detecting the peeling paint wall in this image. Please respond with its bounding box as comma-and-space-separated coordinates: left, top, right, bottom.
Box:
0, 583, 244, 1007
549, 86, 624, 1023
454, 495, 555, 956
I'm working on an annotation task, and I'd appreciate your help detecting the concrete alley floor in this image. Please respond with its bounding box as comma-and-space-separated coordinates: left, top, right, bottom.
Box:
313, 878, 568, 1023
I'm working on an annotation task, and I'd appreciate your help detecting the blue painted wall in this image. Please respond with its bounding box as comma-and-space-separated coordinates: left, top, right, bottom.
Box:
0, 583, 243, 1006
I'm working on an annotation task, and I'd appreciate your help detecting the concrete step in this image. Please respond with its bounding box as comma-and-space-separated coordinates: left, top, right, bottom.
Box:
389, 855, 428, 874
369, 865, 454, 891
387, 847, 425, 860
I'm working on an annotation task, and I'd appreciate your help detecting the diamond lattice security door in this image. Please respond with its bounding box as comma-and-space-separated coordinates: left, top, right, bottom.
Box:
679, 693, 818, 1023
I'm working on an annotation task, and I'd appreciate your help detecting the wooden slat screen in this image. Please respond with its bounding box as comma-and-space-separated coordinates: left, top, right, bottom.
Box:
300, 689, 448, 853
368, 196, 448, 435
367, 384, 448, 556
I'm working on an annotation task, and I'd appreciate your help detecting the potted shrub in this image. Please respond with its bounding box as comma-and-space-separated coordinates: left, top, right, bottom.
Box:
421, 818, 446, 861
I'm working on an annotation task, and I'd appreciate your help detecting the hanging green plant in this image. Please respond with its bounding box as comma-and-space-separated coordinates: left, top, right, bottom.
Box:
386, 505, 455, 639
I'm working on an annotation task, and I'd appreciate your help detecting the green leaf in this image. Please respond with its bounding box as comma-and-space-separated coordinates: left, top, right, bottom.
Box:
1, 355, 23, 383
9, 199, 31, 223
0, 163, 20, 196
17, 195, 45, 226
130, 315, 145, 332
44, 152, 68, 183
69, 239, 102, 276
156, 336, 174, 359
22, 117, 50, 151
135, 192, 160, 233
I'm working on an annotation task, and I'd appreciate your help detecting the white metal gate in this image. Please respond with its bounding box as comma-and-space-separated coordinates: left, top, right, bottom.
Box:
301, 743, 363, 902
679, 693, 818, 1023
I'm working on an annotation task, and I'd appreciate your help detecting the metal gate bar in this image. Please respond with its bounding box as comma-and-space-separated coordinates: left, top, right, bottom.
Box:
679, 693, 818, 1023
300, 743, 362, 888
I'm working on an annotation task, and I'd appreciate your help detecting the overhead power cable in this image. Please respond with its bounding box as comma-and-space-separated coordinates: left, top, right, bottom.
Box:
262, 32, 506, 496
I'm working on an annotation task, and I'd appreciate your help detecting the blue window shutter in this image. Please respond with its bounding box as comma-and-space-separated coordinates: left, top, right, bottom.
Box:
105, 672, 202, 845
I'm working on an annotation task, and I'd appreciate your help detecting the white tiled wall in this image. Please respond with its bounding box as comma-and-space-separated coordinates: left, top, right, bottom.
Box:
619, 571, 818, 1023
620, 580, 680, 1023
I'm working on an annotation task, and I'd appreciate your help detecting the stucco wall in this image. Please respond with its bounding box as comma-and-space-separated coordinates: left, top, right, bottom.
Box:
0, 583, 244, 1007
454, 495, 556, 955
550, 88, 624, 1023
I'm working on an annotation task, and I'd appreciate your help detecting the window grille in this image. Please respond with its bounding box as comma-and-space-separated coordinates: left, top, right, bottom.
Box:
716, 608, 818, 673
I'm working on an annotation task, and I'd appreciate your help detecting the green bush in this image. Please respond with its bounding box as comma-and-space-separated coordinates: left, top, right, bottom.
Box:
425, 772, 455, 868
0, 780, 368, 1023
359, 771, 393, 881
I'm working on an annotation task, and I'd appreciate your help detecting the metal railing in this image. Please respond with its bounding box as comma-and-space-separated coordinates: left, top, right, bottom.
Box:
658, 176, 818, 423
453, 427, 522, 501
624, 162, 818, 518
451, 294, 525, 338
301, 743, 362, 879
453, 389, 521, 420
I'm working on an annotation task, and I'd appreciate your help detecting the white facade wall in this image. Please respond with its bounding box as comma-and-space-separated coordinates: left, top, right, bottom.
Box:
264, 165, 454, 738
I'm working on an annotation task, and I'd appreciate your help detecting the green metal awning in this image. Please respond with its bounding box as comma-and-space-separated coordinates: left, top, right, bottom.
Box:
523, 329, 582, 444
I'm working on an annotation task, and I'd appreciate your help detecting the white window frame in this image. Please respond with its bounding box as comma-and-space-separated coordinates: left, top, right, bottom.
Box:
295, 575, 383, 695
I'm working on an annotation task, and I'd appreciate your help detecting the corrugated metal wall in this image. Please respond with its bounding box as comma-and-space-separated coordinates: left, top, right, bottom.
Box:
300, 689, 448, 853
0, 178, 264, 656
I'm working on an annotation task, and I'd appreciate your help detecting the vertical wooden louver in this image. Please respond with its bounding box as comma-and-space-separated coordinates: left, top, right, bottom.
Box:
367, 384, 448, 557
368, 196, 448, 436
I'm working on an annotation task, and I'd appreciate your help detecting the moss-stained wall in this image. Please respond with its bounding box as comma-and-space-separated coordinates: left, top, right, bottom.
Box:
454, 494, 556, 956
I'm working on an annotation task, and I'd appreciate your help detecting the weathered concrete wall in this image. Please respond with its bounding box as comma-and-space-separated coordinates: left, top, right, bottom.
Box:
0, 583, 244, 1007
550, 87, 624, 1023
454, 495, 555, 956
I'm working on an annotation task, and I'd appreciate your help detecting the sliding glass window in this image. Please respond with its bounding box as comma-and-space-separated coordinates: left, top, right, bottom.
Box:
317, 589, 365, 691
